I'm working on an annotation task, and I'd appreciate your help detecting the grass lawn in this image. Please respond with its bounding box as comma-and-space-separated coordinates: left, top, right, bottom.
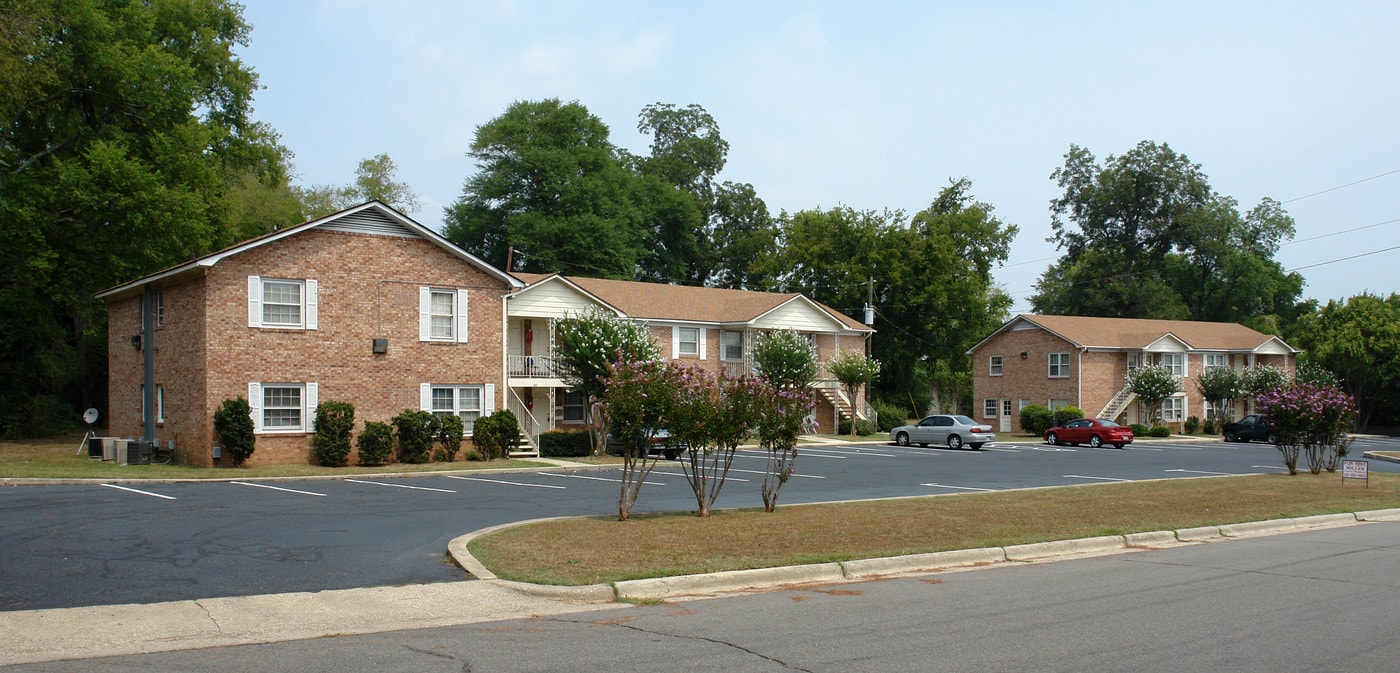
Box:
469, 472, 1400, 586
0, 434, 554, 480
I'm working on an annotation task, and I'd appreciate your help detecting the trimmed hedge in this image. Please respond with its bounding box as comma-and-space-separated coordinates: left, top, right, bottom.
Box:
1052, 406, 1084, 428
356, 421, 394, 466
539, 430, 591, 458
393, 409, 436, 464
869, 399, 910, 433
1019, 404, 1053, 436
312, 400, 355, 467
838, 418, 878, 436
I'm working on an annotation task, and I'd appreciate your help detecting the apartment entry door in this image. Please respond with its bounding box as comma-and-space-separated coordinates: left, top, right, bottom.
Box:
1000, 399, 1013, 433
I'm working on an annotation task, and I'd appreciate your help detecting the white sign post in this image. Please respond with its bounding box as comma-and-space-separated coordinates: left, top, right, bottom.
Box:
1342, 459, 1369, 487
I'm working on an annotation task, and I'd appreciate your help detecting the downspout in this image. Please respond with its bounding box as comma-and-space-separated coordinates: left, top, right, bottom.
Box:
1077, 346, 1087, 411
141, 287, 156, 458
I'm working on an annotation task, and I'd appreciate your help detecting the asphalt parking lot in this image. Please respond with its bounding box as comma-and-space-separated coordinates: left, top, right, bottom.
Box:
3, 435, 1397, 611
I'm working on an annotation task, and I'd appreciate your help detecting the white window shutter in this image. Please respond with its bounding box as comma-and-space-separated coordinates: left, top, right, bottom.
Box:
305, 383, 318, 432
248, 382, 262, 433
248, 276, 261, 327
420, 383, 432, 411
699, 328, 708, 360
456, 289, 470, 343
484, 384, 496, 414
671, 327, 680, 359
418, 287, 431, 341
305, 279, 318, 330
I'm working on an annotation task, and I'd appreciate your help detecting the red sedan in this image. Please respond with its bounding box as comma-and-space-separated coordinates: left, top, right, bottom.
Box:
1043, 418, 1134, 449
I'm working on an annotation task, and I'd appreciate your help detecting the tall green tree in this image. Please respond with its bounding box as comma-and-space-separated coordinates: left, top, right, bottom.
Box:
443, 98, 646, 278
0, 0, 291, 436
1289, 293, 1400, 429
1032, 141, 1302, 324
296, 153, 422, 219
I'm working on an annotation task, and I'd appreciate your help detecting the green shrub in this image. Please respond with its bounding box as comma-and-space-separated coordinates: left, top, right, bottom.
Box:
356, 421, 394, 466
1202, 418, 1217, 435
1052, 406, 1084, 428
392, 409, 436, 463
1150, 425, 1171, 437
1184, 415, 1201, 435
539, 430, 591, 458
213, 396, 256, 466
312, 401, 355, 467
472, 410, 521, 459
838, 418, 878, 436
433, 414, 464, 462
1019, 404, 1054, 436
1129, 423, 1150, 436
869, 399, 910, 433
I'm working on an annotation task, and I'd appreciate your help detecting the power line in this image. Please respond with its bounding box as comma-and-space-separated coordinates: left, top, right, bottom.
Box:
1282, 216, 1400, 246
1281, 168, 1400, 204
1287, 244, 1400, 272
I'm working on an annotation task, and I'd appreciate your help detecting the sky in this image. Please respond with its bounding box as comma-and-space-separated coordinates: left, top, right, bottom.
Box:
237, 1, 1400, 315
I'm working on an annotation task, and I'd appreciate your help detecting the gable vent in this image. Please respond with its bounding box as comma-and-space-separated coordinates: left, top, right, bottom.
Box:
321, 210, 419, 238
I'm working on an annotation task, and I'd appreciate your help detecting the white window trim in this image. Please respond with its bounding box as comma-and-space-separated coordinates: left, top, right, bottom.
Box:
1205, 353, 1228, 370
1161, 352, 1186, 378
421, 383, 495, 435
156, 385, 165, 424
419, 287, 469, 342
983, 398, 997, 418
672, 326, 705, 359
248, 382, 317, 434
1161, 395, 1187, 422
247, 276, 317, 330
989, 355, 1003, 376
721, 330, 744, 361
1048, 352, 1070, 378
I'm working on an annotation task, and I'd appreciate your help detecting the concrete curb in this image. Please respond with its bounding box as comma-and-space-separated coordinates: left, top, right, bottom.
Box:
841, 547, 1007, 578
1004, 535, 1126, 561
615, 563, 847, 601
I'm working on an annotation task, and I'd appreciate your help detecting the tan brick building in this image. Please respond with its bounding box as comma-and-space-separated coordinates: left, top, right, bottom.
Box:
967, 315, 1299, 434
99, 202, 875, 466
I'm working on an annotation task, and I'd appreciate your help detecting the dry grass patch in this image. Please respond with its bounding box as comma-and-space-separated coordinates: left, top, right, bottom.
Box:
0, 434, 551, 480
469, 473, 1400, 586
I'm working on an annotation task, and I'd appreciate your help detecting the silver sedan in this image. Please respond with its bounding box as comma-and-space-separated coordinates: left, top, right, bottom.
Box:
890, 414, 996, 450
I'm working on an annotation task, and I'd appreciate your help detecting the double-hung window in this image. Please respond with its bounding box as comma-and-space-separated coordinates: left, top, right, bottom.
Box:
248, 382, 317, 433
989, 355, 1003, 376
1048, 352, 1070, 378
1205, 353, 1228, 370
248, 276, 317, 329
983, 398, 998, 418
425, 384, 492, 434
1161, 395, 1185, 422
561, 389, 587, 423
673, 326, 704, 358
420, 288, 469, 342
721, 330, 743, 361
1161, 353, 1185, 378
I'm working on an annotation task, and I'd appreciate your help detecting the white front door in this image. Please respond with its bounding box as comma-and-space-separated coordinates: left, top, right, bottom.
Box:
1000, 400, 1012, 432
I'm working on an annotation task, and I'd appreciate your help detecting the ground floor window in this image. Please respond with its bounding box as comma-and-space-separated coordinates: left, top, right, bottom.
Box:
430, 385, 482, 434
1161, 396, 1185, 422
562, 389, 587, 423
250, 382, 317, 433
1049, 398, 1069, 411
983, 398, 997, 418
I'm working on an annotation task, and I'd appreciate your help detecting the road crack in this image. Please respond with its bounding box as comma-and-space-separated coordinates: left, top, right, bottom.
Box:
555, 616, 815, 672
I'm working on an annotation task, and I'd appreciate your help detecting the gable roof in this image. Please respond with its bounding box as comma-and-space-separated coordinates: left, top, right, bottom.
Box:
96, 201, 524, 300
968, 314, 1299, 354
512, 273, 873, 333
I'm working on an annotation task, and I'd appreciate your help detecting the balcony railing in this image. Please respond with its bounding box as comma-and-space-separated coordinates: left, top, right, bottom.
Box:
508, 355, 558, 379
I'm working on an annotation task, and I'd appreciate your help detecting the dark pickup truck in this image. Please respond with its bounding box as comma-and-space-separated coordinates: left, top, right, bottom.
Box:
1222, 414, 1277, 444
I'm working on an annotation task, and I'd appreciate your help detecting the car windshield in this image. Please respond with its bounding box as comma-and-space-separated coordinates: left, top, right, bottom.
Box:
951, 415, 978, 425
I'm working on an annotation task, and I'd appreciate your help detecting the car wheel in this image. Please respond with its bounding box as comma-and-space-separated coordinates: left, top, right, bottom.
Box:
1113, 443, 1125, 449
947, 434, 963, 450
1046, 432, 1058, 446
969, 443, 983, 450
895, 432, 910, 447
1089, 435, 1102, 448
663, 449, 680, 460
1223, 430, 1237, 443
1266, 432, 1278, 445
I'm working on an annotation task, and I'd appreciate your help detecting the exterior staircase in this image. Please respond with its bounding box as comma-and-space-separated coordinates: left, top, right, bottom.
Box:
1098, 385, 1137, 422
508, 430, 538, 458
818, 384, 868, 428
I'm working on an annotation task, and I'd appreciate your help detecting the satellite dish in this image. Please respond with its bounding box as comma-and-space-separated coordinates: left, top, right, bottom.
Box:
83, 408, 99, 425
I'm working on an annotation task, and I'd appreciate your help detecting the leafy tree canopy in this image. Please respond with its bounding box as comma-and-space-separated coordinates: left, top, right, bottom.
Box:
1288, 293, 1400, 428
1031, 141, 1303, 324
296, 153, 422, 218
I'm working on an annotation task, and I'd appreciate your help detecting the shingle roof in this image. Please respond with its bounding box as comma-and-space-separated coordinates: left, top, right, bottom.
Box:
1014, 314, 1296, 351
514, 273, 872, 332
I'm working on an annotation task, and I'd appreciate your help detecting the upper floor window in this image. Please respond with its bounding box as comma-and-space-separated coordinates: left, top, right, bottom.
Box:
420, 287, 468, 342
1205, 353, 1228, 370
1161, 353, 1185, 377
989, 355, 1003, 376
156, 291, 165, 327
1048, 352, 1071, 378
722, 330, 744, 361
248, 276, 317, 330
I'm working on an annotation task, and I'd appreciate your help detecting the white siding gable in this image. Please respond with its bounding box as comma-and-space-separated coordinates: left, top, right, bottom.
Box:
753, 299, 843, 332
509, 281, 611, 319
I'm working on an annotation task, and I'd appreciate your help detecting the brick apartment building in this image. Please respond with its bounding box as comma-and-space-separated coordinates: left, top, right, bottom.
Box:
967, 314, 1299, 434
99, 202, 874, 466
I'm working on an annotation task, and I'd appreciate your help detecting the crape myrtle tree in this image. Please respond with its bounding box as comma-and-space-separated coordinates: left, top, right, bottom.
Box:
1194, 366, 1243, 427
555, 308, 660, 455
828, 350, 881, 436
668, 367, 765, 518
600, 357, 678, 521
0, 0, 297, 435
1032, 141, 1304, 326
1126, 365, 1181, 427
752, 329, 818, 511
1256, 382, 1357, 475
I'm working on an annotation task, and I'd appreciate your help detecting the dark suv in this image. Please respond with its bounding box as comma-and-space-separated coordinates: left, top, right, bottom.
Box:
1222, 414, 1277, 444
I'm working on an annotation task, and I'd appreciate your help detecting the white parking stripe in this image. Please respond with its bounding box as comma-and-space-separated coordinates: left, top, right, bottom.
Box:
343, 479, 456, 493
1063, 474, 1130, 482
101, 483, 176, 500
802, 447, 896, 457
733, 450, 847, 460
1163, 469, 1235, 476
725, 467, 825, 479
651, 470, 750, 482
921, 483, 995, 492
446, 475, 566, 489
537, 472, 667, 486
231, 481, 327, 496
